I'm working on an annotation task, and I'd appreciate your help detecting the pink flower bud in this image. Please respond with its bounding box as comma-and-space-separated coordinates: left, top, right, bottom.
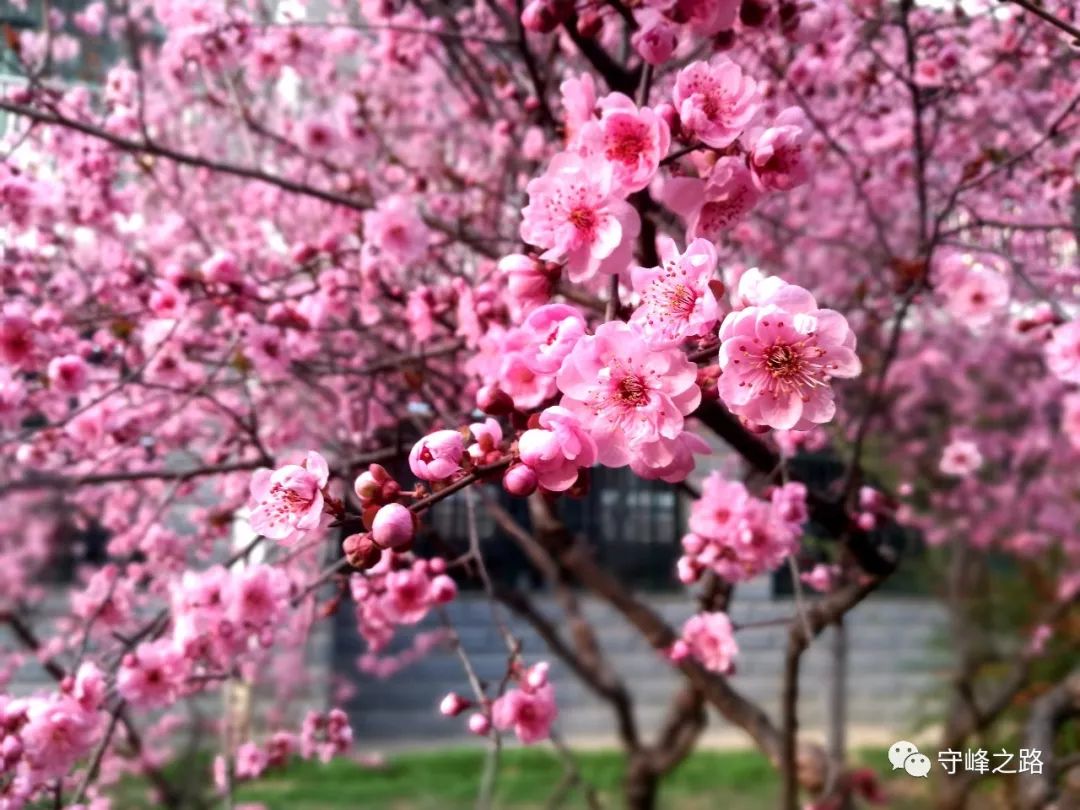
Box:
668, 640, 691, 662
354, 471, 380, 502
676, 556, 701, 584
439, 693, 470, 717
371, 504, 415, 549
855, 512, 876, 531
343, 533, 382, 569
632, 21, 677, 65
681, 533, 706, 555
467, 713, 491, 735
503, 464, 539, 497
409, 430, 464, 481
521, 0, 559, 33
428, 557, 447, 574
525, 661, 549, 690
430, 574, 458, 604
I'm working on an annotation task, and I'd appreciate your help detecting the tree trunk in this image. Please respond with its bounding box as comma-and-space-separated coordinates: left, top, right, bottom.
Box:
625, 755, 660, 810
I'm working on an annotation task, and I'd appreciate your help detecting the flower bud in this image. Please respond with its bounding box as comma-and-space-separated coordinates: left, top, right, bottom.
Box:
668, 640, 691, 662
676, 556, 701, 584
503, 464, 539, 497
525, 661, 549, 690
439, 693, 470, 717
372, 503, 416, 549
343, 533, 382, 569
430, 574, 458, 604
632, 20, 677, 65
521, 0, 559, 33
467, 713, 491, 735
477, 384, 515, 416
681, 533, 706, 555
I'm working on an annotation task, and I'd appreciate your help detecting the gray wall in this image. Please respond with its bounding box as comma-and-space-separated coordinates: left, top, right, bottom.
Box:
333, 578, 949, 748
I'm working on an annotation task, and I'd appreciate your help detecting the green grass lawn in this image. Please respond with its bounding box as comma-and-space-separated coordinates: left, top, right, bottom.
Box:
207, 747, 929, 810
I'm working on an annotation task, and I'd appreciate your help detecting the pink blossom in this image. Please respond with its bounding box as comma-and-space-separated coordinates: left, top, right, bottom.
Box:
576, 94, 671, 193
680, 471, 802, 583
680, 612, 738, 674
1046, 321, 1080, 384
372, 503, 416, 549
201, 251, 242, 285
717, 276, 860, 430
629, 431, 710, 484
520, 152, 641, 283
47, 354, 89, 394
800, 563, 840, 592
675, 0, 740, 35
409, 429, 464, 481
672, 57, 760, 149
937, 255, 1010, 327
498, 254, 556, 315
20, 696, 99, 778
298, 117, 339, 154
363, 196, 430, 267
491, 683, 557, 744
749, 108, 814, 192
630, 237, 720, 344
518, 304, 587, 375
235, 741, 269, 780
518, 406, 598, 492
939, 439, 982, 477
0, 312, 34, 367
382, 568, 435, 624
557, 322, 701, 477
249, 452, 330, 540
559, 73, 597, 143
632, 18, 678, 66
227, 565, 289, 629
117, 639, 185, 709
661, 157, 762, 242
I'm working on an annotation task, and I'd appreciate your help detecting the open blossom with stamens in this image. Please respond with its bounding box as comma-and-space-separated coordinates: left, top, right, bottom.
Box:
556, 322, 702, 479
717, 276, 860, 430
520, 152, 640, 283
575, 93, 671, 193
630, 237, 720, 345
672, 57, 760, 149
249, 452, 330, 540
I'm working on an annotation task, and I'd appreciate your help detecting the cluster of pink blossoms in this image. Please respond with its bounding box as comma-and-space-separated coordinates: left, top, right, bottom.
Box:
168, 564, 292, 683
678, 472, 808, 584
670, 612, 739, 674
441, 660, 557, 745
717, 269, 860, 431
0, 663, 104, 806
349, 554, 457, 653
